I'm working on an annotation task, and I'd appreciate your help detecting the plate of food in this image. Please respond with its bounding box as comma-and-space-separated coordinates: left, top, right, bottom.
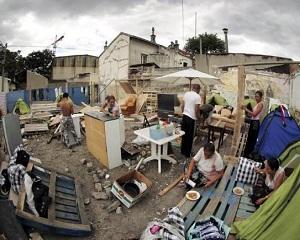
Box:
233, 187, 245, 196
186, 190, 200, 201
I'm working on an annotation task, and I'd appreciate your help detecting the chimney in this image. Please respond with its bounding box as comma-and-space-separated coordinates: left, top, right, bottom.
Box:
174, 40, 179, 51
104, 40, 108, 50
150, 27, 156, 43
222, 28, 228, 53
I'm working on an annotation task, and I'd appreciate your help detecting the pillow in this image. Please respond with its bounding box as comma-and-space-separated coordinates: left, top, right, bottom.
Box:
235, 157, 262, 185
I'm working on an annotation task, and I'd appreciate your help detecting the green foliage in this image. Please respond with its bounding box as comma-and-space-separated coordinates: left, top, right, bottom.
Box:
25, 49, 54, 79
0, 45, 54, 81
185, 33, 226, 54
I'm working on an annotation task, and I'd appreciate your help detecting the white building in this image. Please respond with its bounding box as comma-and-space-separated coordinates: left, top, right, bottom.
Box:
99, 29, 193, 87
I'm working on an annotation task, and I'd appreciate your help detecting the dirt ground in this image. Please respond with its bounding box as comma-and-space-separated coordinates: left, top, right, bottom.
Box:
25, 123, 192, 240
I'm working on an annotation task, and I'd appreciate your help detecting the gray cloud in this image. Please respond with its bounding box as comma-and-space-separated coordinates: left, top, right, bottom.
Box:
0, 0, 299, 59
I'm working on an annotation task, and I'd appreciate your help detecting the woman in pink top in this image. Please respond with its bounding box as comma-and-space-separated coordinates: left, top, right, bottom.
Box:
242, 90, 264, 157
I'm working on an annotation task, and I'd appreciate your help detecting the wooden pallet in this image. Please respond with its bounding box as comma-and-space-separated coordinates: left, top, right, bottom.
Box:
11, 163, 91, 237
177, 164, 256, 232
24, 123, 49, 135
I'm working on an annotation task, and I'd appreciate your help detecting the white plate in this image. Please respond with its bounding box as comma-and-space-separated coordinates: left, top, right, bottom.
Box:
233, 187, 245, 196
186, 190, 200, 201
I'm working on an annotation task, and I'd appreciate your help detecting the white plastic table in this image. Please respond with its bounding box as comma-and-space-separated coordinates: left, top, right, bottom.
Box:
134, 127, 185, 173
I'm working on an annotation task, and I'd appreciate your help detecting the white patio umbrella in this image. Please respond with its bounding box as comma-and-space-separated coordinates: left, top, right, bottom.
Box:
153, 68, 221, 89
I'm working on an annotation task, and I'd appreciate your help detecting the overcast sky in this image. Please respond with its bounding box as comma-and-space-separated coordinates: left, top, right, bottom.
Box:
1, 0, 299, 59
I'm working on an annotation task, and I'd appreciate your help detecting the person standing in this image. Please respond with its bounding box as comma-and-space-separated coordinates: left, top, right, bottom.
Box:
242, 90, 264, 157
57, 93, 78, 147
181, 84, 201, 157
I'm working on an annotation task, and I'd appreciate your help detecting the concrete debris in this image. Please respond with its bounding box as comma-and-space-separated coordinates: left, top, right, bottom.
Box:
64, 168, 69, 173
103, 180, 112, 189
93, 174, 100, 183
91, 191, 108, 200
116, 206, 123, 215
84, 198, 91, 205
80, 158, 87, 165
87, 162, 93, 172
105, 174, 110, 180
156, 211, 161, 216
95, 183, 102, 192
105, 187, 112, 199
107, 200, 121, 213
98, 170, 106, 179
123, 160, 131, 167
29, 232, 44, 240
141, 150, 147, 157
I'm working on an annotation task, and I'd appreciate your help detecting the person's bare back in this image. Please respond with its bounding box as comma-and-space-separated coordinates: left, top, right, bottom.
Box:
58, 99, 73, 117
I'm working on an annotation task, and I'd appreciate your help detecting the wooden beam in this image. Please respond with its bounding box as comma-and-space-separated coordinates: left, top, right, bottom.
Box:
158, 173, 184, 196
48, 172, 57, 221
230, 65, 245, 155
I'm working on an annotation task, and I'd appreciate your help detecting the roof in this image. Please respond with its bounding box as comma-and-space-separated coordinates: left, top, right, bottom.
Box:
203, 52, 292, 61
130, 62, 160, 68
99, 32, 192, 59
54, 54, 98, 59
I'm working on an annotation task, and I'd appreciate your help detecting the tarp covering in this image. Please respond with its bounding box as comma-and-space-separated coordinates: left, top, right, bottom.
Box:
231, 164, 300, 240
255, 106, 300, 159
279, 141, 300, 166
13, 98, 30, 115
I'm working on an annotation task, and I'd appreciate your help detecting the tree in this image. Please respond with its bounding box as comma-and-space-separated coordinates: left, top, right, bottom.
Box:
25, 49, 54, 79
184, 33, 226, 54
0, 44, 25, 80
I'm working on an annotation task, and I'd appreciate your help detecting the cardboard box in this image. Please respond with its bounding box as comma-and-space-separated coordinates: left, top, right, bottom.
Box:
111, 170, 152, 208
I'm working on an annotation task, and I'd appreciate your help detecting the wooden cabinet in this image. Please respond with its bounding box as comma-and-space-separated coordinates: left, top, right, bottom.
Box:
85, 112, 122, 169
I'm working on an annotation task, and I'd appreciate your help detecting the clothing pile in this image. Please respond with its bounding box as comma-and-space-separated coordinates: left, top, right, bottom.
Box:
140, 207, 185, 240
187, 216, 230, 240
1, 145, 52, 217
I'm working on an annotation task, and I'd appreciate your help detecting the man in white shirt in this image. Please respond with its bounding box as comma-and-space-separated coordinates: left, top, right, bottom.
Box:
181, 84, 201, 157
185, 142, 224, 188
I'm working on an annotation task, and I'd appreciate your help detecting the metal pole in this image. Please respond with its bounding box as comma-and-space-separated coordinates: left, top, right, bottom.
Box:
199, 36, 202, 54
195, 12, 197, 37
1, 43, 7, 92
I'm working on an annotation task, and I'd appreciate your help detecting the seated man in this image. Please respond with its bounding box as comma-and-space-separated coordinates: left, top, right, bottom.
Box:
185, 142, 224, 188
7, 145, 39, 216
253, 158, 285, 205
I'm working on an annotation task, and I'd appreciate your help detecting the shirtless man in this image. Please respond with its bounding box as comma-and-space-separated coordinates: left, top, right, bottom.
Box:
57, 93, 78, 147
57, 93, 74, 116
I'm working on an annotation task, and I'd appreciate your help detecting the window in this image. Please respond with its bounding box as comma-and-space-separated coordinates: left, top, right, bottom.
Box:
82, 57, 87, 67
183, 62, 188, 67
141, 54, 148, 64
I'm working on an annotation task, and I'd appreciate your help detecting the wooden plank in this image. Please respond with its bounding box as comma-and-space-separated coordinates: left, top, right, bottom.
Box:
184, 185, 217, 230
55, 211, 80, 222
55, 204, 78, 214
74, 178, 89, 225
230, 65, 245, 155
16, 210, 91, 236
17, 185, 26, 211
215, 167, 238, 220
200, 165, 234, 219
48, 172, 57, 221
55, 197, 77, 207
224, 181, 244, 224
56, 186, 76, 195
56, 192, 77, 201
158, 174, 184, 196
238, 203, 257, 212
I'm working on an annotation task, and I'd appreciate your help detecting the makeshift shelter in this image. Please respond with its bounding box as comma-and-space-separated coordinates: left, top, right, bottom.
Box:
279, 141, 300, 166
231, 164, 300, 240
13, 98, 30, 115
255, 106, 300, 159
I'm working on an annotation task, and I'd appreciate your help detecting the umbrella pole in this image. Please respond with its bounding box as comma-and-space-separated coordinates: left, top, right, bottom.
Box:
190, 79, 192, 90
